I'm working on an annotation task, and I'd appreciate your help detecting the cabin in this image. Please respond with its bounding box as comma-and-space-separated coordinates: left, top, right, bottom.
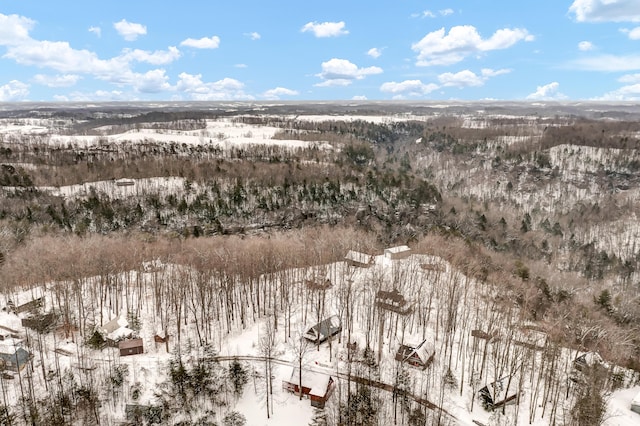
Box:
282, 367, 335, 408
384, 245, 411, 260
395, 340, 435, 369
573, 352, 604, 372
8, 297, 44, 314
344, 250, 375, 268
101, 316, 133, 346
21, 312, 58, 333
303, 316, 341, 344
0, 346, 30, 372
631, 390, 640, 415
119, 338, 143, 357
513, 325, 548, 351
478, 376, 518, 411
115, 178, 135, 187
376, 289, 411, 314
305, 278, 332, 291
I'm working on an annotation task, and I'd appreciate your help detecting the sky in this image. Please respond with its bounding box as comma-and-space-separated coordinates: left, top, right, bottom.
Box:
2, 0, 640, 102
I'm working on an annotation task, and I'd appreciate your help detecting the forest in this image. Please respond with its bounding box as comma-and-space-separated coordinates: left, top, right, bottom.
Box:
0, 102, 638, 426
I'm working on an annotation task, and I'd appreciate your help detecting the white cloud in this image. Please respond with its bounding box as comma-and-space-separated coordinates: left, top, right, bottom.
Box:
4, 40, 123, 75
234, 64, 248, 68
301, 21, 348, 38
597, 80, 640, 100
526, 82, 567, 100
315, 58, 382, 86
578, 41, 595, 51
437, 68, 510, 88
0, 13, 34, 45
0, 80, 29, 101
245, 32, 261, 40
438, 70, 484, 87
569, 0, 640, 22
88, 26, 101, 38
412, 9, 453, 18
133, 69, 172, 93
367, 48, 382, 59
419, 10, 436, 18
263, 87, 299, 99
176, 73, 253, 100
33, 74, 81, 87
352, 95, 368, 100
120, 47, 181, 65
571, 53, 640, 71
628, 27, 640, 39
180, 36, 220, 49
113, 19, 147, 41
412, 25, 533, 66
380, 80, 439, 96
618, 73, 640, 83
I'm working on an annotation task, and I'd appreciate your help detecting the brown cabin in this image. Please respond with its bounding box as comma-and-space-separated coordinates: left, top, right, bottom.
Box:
376, 289, 411, 314
395, 339, 435, 369
119, 338, 143, 356
282, 367, 335, 408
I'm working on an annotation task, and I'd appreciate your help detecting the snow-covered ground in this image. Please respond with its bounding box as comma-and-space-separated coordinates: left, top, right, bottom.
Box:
0, 249, 637, 425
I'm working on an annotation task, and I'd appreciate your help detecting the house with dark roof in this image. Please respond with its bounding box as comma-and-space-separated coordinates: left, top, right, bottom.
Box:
303, 316, 341, 344
376, 289, 412, 314
478, 376, 518, 411
0, 346, 30, 372
395, 340, 435, 369
119, 338, 143, 356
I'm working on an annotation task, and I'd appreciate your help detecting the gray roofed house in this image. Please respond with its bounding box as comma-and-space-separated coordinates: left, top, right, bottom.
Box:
303, 316, 342, 344
0, 346, 30, 372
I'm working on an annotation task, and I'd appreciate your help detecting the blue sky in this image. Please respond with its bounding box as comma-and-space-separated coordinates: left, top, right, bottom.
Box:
2, 0, 640, 101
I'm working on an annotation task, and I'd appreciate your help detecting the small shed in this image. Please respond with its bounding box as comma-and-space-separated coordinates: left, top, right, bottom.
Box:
478, 376, 517, 411
376, 289, 411, 314
303, 316, 341, 344
631, 390, 640, 415
0, 346, 30, 372
573, 352, 604, 372
345, 250, 375, 268
282, 367, 335, 408
384, 245, 411, 260
513, 325, 548, 351
395, 339, 435, 369
119, 338, 143, 357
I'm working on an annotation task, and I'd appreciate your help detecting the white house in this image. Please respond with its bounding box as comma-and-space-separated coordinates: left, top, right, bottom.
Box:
384, 245, 411, 260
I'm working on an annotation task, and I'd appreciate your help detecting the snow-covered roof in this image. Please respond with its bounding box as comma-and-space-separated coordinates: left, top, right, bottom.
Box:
288, 367, 332, 397
101, 316, 129, 334
304, 315, 341, 343
107, 326, 134, 342
385, 245, 411, 254
397, 340, 435, 364
631, 390, 640, 408
345, 250, 373, 264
